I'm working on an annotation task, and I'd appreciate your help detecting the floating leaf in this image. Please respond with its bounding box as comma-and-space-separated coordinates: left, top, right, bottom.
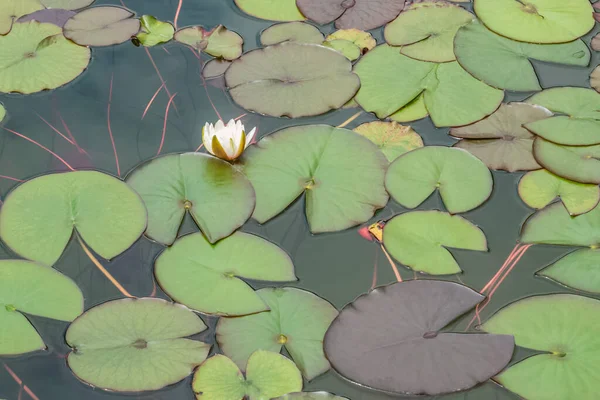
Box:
136, 15, 174, 47
63, 6, 140, 47
0, 171, 146, 266
239, 124, 388, 232
325, 29, 376, 52
474, 0, 594, 44
525, 88, 600, 146
383, 211, 487, 274
532, 138, 600, 184
518, 169, 600, 216
40, 0, 94, 10
0, 103, 5, 123
325, 280, 514, 395
591, 66, 600, 93
354, 44, 503, 126
482, 294, 600, 400
155, 232, 296, 316
0, 21, 90, 94
521, 201, 600, 247
260, 22, 324, 46
323, 39, 361, 60
0, 260, 83, 355
538, 249, 600, 294
175, 25, 244, 60
66, 298, 210, 392
386, 146, 492, 213
275, 393, 348, 400
455, 20, 590, 92
0, 0, 44, 35
450, 102, 550, 172
296, 0, 406, 31
390, 93, 429, 122
384, 1, 474, 62
217, 287, 337, 380
235, 0, 305, 22
225, 43, 359, 118
18, 8, 76, 27
193, 351, 303, 400
353, 121, 423, 162
203, 59, 231, 79
126, 153, 254, 245
592, 33, 600, 51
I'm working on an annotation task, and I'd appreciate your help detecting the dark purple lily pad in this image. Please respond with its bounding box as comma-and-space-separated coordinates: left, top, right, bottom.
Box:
18, 9, 76, 27
296, 0, 406, 31
324, 280, 514, 396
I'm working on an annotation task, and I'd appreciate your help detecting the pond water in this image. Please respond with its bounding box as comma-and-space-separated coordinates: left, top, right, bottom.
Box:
0, 0, 599, 399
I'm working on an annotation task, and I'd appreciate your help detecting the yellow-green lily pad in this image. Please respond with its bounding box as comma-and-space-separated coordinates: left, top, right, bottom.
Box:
136, 15, 174, 47
323, 39, 361, 60
389, 93, 429, 123
325, 29, 376, 53
353, 121, 423, 162
260, 22, 324, 45
532, 138, 600, 184
234, 0, 305, 22
175, 25, 244, 60
538, 249, 600, 294
0, 0, 44, 35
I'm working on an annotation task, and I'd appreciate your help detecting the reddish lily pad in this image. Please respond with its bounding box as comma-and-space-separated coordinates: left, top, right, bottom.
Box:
260, 22, 324, 45
324, 280, 514, 395
40, 0, 95, 10
63, 6, 141, 47
18, 9, 76, 27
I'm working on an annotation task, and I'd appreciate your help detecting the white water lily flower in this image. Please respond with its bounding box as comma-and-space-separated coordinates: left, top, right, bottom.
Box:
202, 119, 256, 161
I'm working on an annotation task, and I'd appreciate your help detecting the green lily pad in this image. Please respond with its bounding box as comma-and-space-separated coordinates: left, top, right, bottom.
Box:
136, 15, 174, 47
538, 249, 600, 294
389, 93, 429, 122
0, 103, 5, 123
323, 39, 361, 61
203, 59, 231, 79
216, 287, 338, 380
175, 25, 244, 60
384, 1, 474, 63
353, 121, 424, 162
225, 43, 360, 118
521, 201, 600, 247
354, 44, 503, 127
0, 260, 83, 355
126, 152, 254, 245
454, 20, 590, 92
383, 211, 488, 274
193, 351, 303, 400
235, 0, 305, 21
40, 0, 94, 10
155, 232, 296, 316
275, 393, 348, 400
19, 9, 76, 27
450, 102, 551, 172
325, 29, 376, 53
474, 0, 594, 44
63, 6, 141, 47
0, 0, 44, 35
0, 171, 146, 266
482, 294, 600, 400
532, 138, 600, 184
385, 146, 493, 213
525, 88, 600, 146
239, 124, 389, 232
66, 298, 210, 392
518, 169, 600, 216
0, 21, 90, 94
260, 22, 324, 46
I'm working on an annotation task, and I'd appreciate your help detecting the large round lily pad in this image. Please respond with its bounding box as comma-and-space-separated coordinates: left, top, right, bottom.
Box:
353, 121, 423, 162
482, 294, 600, 400
0, 171, 146, 266
521, 201, 600, 247
18, 9, 77, 27
193, 351, 303, 400
217, 287, 338, 380
518, 169, 600, 216
63, 6, 141, 47
225, 43, 359, 118
324, 280, 514, 395
260, 22, 324, 46
66, 298, 210, 392
0, 0, 44, 35
386, 146, 493, 213
354, 44, 503, 127
0, 21, 90, 94
0, 260, 83, 355
383, 211, 488, 274
126, 152, 254, 245
538, 249, 600, 294
296, 0, 406, 31
384, 1, 474, 62
155, 232, 296, 316
532, 138, 600, 184
41, 0, 94, 10
239, 124, 389, 233
450, 102, 551, 172
175, 25, 244, 60
474, 0, 594, 44
454, 20, 590, 92
234, 0, 305, 22
275, 393, 347, 400
525, 88, 600, 146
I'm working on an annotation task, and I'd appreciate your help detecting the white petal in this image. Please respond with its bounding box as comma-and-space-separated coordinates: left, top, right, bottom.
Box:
245, 127, 257, 147
233, 125, 244, 149
202, 124, 214, 154
226, 119, 236, 129
215, 120, 225, 131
